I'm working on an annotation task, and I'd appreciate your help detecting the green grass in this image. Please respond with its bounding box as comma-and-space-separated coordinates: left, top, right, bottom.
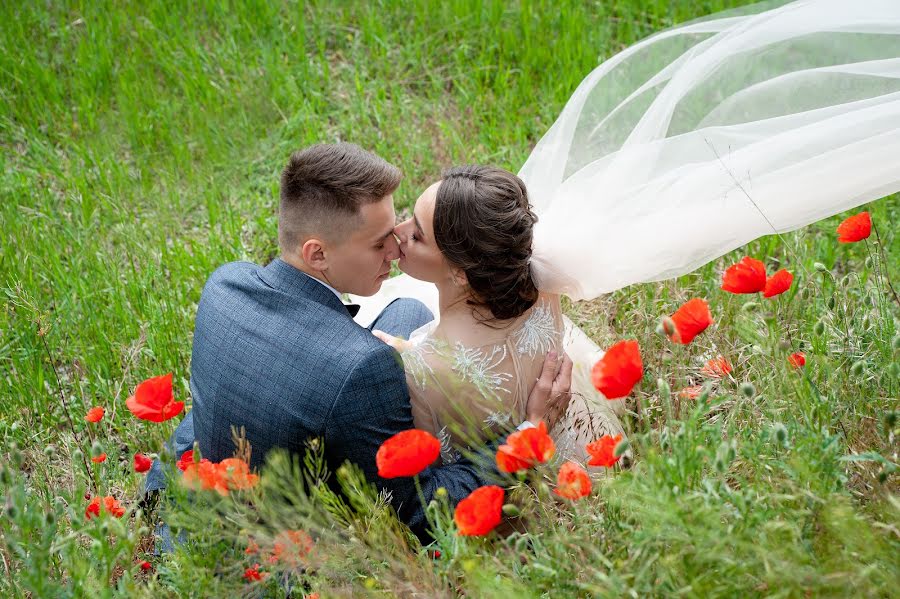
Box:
1, 0, 898, 597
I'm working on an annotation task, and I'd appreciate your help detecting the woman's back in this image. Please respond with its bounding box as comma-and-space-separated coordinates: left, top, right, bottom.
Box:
404, 293, 564, 463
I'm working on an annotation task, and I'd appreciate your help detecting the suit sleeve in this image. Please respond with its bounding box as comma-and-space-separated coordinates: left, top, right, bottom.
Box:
324, 344, 498, 540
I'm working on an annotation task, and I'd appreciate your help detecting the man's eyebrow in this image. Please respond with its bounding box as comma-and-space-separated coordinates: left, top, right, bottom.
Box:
375, 227, 395, 243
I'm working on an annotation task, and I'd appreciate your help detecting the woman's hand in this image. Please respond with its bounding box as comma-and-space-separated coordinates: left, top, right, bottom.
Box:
526, 351, 574, 429
372, 329, 412, 352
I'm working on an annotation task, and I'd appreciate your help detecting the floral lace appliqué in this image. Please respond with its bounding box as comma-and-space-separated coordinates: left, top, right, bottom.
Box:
451, 343, 512, 400
513, 302, 557, 356
437, 426, 461, 464
401, 340, 437, 391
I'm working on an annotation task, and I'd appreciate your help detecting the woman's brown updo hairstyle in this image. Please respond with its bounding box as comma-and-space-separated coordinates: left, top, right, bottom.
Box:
433, 165, 539, 322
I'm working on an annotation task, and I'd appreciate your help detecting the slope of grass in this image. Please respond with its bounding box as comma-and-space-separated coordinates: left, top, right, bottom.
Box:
1, 1, 897, 597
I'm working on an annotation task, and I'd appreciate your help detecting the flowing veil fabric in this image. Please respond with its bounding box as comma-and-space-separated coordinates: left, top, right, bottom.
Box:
352, 0, 900, 461
524, 0, 900, 299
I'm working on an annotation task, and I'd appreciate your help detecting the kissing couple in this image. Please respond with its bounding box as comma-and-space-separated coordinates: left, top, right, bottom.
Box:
150, 0, 900, 542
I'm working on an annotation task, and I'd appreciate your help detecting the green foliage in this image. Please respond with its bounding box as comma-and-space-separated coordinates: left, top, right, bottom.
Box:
1, 0, 898, 597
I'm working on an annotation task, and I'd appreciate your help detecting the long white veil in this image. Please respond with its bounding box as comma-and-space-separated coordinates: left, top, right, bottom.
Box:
523, 0, 900, 300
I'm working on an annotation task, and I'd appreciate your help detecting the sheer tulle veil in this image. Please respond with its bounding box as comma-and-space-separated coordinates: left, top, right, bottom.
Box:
523, 0, 900, 300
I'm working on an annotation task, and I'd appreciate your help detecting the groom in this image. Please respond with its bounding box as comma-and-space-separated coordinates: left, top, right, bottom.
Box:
148, 142, 572, 539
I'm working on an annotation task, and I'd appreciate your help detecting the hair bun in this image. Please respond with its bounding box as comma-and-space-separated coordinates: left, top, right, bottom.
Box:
434, 165, 539, 322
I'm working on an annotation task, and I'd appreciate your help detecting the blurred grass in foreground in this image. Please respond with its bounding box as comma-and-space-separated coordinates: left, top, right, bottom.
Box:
1, 0, 897, 597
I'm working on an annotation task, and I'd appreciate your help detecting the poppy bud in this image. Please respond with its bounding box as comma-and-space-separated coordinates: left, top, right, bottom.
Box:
814, 320, 826, 336
654, 321, 666, 336
740, 383, 756, 399
878, 469, 888, 484
864, 256, 873, 269
44, 445, 56, 458
5, 503, 17, 519
613, 438, 630, 458
657, 378, 670, 400
813, 262, 828, 272
863, 295, 873, 307
772, 423, 788, 447
0, 465, 11, 485
885, 411, 897, 431
72, 449, 83, 463
192, 441, 201, 464
44, 511, 55, 526
657, 317, 675, 337
826, 296, 836, 310
800, 287, 812, 300
502, 504, 521, 518
11, 445, 23, 469
741, 301, 759, 312
138, 526, 149, 537
90, 441, 103, 459
851, 361, 865, 376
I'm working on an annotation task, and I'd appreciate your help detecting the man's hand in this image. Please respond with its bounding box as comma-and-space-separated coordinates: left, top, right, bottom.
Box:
526, 351, 574, 429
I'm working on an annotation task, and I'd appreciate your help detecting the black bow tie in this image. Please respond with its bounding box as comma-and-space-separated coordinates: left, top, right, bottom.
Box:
344, 303, 360, 317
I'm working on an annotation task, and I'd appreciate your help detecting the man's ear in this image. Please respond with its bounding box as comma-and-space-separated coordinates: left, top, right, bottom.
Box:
301, 238, 328, 272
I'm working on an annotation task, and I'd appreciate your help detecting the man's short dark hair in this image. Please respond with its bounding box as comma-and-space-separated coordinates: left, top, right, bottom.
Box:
279, 143, 402, 252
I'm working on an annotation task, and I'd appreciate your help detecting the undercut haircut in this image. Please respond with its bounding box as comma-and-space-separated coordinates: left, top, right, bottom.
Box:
278, 143, 402, 252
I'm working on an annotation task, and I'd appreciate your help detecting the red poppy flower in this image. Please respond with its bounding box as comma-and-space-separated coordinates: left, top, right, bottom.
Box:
85, 406, 105, 423
700, 356, 732, 378
586, 434, 623, 468
140, 561, 152, 571
669, 298, 714, 345
134, 453, 152, 473
85, 495, 125, 519
496, 421, 555, 473
591, 340, 643, 399
218, 457, 259, 491
177, 450, 195, 472
554, 462, 592, 500
182, 458, 228, 495
269, 530, 314, 567
91, 453, 107, 464
678, 386, 704, 400
125, 373, 184, 423
788, 352, 806, 368
454, 485, 504, 536
764, 269, 794, 298
837, 211, 871, 243
721, 256, 767, 294
376, 429, 441, 478
243, 563, 263, 582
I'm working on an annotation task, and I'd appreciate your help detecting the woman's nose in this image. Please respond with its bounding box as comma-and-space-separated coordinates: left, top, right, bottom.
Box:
394, 219, 411, 242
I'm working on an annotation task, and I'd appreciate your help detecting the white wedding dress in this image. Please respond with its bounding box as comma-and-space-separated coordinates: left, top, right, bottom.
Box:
353, 0, 900, 469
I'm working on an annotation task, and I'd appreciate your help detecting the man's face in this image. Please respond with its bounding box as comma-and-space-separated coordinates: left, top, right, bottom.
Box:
323, 195, 399, 296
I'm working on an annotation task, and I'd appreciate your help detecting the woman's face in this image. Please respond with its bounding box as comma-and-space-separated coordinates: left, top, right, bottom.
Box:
394, 181, 454, 283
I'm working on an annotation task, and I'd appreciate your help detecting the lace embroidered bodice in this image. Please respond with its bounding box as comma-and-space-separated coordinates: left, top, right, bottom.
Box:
401, 294, 565, 464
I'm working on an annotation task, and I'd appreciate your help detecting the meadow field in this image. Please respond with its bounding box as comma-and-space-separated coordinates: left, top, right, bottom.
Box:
1, 0, 898, 596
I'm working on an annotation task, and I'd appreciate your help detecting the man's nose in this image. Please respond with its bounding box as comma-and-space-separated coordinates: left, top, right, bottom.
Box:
385, 234, 401, 261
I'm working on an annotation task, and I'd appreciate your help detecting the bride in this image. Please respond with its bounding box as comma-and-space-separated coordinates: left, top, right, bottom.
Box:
354, 0, 900, 468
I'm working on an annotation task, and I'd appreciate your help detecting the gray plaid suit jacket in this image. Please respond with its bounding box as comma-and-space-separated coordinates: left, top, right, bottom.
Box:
164, 258, 491, 537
